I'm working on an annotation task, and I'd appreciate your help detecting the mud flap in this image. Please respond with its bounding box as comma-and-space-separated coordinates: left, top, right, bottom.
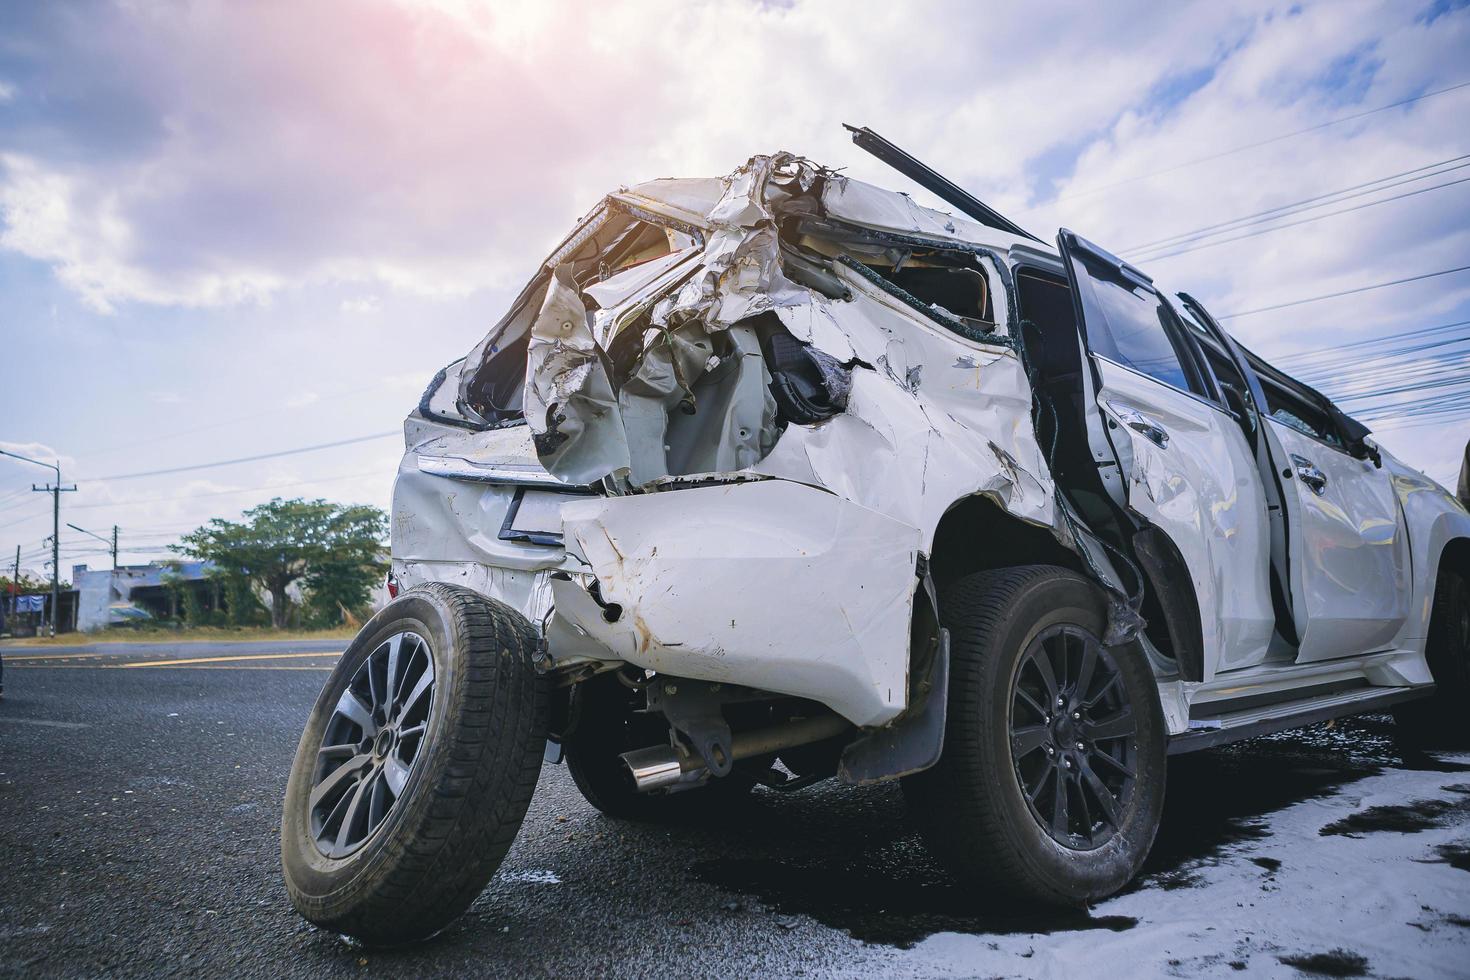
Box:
837, 627, 949, 785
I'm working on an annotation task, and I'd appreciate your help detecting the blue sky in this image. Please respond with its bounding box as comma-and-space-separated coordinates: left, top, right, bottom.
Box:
2, 0, 1468, 577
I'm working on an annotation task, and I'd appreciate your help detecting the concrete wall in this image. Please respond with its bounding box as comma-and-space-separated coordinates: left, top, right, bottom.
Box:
73, 560, 212, 632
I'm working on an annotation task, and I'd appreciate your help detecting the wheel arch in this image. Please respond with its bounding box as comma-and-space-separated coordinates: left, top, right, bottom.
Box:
927, 492, 1201, 681
1437, 535, 1470, 582
928, 493, 1083, 594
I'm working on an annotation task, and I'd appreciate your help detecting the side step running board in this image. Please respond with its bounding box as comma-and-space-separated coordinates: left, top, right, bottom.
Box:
1168, 685, 1434, 755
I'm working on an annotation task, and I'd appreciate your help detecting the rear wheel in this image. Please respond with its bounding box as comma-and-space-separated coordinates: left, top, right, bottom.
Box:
905, 565, 1167, 907
564, 671, 753, 820
1394, 567, 1470, 748
281, 584, 547, 945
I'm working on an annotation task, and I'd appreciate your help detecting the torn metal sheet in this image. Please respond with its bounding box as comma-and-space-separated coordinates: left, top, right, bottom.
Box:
407, 148, 1130, 726
523, 267, 630, 483
555, 480, 922, 726
519, 153, 1050, 545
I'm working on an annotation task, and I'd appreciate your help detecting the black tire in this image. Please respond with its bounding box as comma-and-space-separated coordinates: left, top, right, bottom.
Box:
281, 583, 547, 945
904, 565, 1167, 907
1393, 566, 1470, 748
564, 672, 753, 821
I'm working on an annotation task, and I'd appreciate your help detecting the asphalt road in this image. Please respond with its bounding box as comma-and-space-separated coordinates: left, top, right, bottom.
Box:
2, 641, 1467, 978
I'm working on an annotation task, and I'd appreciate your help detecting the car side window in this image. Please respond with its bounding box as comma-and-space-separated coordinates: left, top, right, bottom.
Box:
1258, 375, 1344, 448
1176, 304, 1249, 402
1069, 252, 1207, 397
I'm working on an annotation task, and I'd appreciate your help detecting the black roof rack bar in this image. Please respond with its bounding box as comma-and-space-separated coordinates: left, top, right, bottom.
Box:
843, 124, 1042, 243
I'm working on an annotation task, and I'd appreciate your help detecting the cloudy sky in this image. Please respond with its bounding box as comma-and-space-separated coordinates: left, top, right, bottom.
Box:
2, 0, 1468, 577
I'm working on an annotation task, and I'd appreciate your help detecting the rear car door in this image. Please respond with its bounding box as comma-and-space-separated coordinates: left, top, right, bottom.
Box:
1243, 356, 1411, 662
1057, 232, 1276, 679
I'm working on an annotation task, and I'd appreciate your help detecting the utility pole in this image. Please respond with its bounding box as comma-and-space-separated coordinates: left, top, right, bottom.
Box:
10, 544, 17, 624
68, 522, 119, 570
2, 448, 75, 638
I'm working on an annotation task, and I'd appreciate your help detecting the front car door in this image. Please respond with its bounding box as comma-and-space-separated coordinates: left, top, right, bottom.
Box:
1241, 353, 1412, 662
1057, 232, 1276, 680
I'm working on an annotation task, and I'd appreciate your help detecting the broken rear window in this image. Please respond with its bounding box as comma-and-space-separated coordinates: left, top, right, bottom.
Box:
458, 209, 699, 425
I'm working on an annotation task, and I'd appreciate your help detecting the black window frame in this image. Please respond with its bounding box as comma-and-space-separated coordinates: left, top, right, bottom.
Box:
1242, 348, 1351, 453
1060, 231, 1216, 401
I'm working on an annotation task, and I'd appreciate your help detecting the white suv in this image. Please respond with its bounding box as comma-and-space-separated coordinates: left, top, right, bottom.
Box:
280, 128, 1470, 945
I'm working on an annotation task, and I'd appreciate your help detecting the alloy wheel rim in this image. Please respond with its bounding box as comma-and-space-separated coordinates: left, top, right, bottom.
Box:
1009, 623, 1138, 850
309, 631, 435, 858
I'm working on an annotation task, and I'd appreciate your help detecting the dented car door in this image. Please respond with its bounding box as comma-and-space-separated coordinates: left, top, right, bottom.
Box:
1057, 232, 1276, 679
1246, 357, 1413, 662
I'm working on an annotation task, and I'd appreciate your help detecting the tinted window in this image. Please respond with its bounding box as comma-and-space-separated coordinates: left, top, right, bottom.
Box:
1260, 379, 1343, 447
1071, 253, 1199, 394
1176, 304, 1248, 399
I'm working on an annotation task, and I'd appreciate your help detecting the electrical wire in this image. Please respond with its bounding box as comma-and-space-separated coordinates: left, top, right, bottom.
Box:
1215, 264, 1470, 319
91, 432, 399, 481
1119, 154, 1470, 254
1127, 174, 1470, 262
66, 470, 386, 511
1017, 78, 1470, 211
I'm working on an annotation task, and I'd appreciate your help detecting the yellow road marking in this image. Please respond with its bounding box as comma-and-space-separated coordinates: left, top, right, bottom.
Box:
130, 664, 336, 669
119, 651, 342, 668
4, 650, 341, 669
9, 663, 334, 671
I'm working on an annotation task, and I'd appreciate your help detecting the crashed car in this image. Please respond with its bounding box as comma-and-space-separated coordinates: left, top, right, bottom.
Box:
281, 128, 1470, 944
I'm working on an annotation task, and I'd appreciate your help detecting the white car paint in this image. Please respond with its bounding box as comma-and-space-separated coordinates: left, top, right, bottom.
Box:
1096, 356, 1276, 678
389, 149, 1470, 744
1265, 418, 1413, 662
556, 480, 921, 727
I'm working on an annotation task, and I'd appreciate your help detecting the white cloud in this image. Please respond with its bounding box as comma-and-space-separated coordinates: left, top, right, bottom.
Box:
0, 440, 75, 477
0, 0, 1465, 481
0, 0, 1278, 310
340, 294, 382, 315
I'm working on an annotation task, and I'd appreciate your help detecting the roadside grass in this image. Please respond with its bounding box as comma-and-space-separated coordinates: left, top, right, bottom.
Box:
0, 624, 359, 647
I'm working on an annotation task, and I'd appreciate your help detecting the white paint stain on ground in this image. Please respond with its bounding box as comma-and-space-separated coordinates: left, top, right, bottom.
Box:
498, 869, 562, 886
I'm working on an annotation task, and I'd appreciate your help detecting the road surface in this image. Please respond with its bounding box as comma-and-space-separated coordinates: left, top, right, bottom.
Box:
1, 640, 1467, 977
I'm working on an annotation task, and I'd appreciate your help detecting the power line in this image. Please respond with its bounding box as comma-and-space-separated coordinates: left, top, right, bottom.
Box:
0, 494, 46, 516
75, 378, 404, 461
0, 488, 31, 507
0, 511, 47, 532
1274, 319, 1470, 366
1130, 174, 1470, 262
1120, 154, 1470, 254
66, 469, 385, 511
1216, 264, 1470, 320
92, 432, 398, 481
1020, 78, 1470, 211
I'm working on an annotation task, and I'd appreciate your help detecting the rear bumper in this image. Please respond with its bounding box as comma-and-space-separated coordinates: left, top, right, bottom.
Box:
548, 479, 922, 727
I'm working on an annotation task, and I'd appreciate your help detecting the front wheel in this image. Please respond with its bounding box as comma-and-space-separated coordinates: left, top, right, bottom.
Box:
281, 584, 547, 945
904, 565, 1167, 907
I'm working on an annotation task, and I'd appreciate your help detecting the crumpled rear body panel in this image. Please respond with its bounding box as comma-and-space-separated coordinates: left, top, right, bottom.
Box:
398, 152, 1072, 726
523, 154, 1055, 547
555, 481, 921, 726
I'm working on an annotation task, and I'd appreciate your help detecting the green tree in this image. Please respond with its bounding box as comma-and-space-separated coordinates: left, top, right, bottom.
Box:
1, 571, 54, 594
174, 498, 387, 629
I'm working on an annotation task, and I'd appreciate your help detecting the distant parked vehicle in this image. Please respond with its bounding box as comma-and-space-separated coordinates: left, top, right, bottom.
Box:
281, 128, 1470, 945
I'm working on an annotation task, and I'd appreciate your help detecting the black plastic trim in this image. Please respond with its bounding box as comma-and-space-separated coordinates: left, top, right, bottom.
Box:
843, 124, 1042, 243
1168, 686, 1432, 754
497, 485, 597, 547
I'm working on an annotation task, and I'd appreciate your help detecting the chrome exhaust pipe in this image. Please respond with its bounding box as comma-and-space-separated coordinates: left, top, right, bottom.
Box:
621, 745, 704, 792
621, 713, 851, 793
